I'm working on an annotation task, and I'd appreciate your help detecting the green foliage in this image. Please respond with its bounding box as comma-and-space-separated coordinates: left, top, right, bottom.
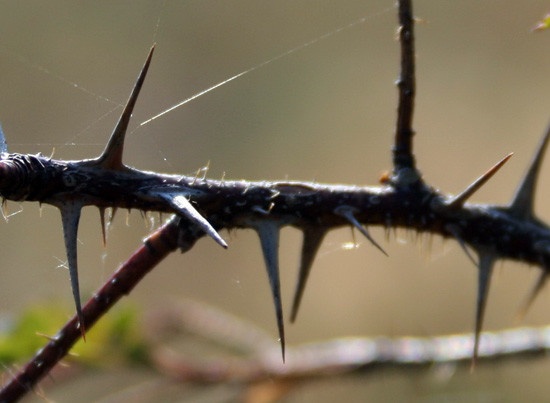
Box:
533, 13, 550, 31
0, 303, 149, 367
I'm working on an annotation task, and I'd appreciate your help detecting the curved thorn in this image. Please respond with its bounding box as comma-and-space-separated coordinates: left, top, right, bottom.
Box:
516, 271, 548, 322
290, 227, 326, 323
59, 201, 86, 340
509, 122, 550, 218
255, 221, 285, 361
472, 251, 495, 370
447, 153, 513, 209
335, 206, 388, 256
96, 45, 155, 170
167, 194, 227, 248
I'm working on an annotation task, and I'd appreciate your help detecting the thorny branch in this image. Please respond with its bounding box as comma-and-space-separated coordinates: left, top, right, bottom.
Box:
1, 0, 550, 400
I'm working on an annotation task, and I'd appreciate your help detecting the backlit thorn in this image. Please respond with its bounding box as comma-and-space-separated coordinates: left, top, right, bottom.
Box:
446, 153, 513, 209
99, 207, 107, 247
58, 201, 86, 340
0, 123, 8, 154
472, 251, 495, 370
516, 271, 548, 322
509, 122, 550, 219
445, 224, 477, 266
1, 198, 8, 222
163, 194, 227, 248
254, 220, 285, 362
290, 227, 327, 323
334, 206, 388, 257
95, 45, 155, 170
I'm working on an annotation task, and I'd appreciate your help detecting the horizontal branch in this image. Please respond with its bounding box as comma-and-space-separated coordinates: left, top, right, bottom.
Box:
1, 151, 549, 268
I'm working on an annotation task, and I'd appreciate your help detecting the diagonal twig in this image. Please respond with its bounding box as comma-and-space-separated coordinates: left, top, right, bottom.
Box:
0, 216, 194, 402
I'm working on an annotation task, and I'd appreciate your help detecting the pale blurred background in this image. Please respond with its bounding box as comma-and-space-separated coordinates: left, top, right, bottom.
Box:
1, 1, 550, 401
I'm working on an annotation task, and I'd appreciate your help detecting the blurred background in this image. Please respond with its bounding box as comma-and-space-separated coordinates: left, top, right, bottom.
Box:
1, 0, 550, 401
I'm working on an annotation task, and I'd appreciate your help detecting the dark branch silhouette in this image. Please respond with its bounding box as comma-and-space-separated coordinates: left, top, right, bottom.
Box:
1, 1, 549, 401
394, 0, 417, 174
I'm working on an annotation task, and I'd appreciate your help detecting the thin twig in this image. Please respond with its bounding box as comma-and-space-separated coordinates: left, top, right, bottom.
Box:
0, 217, 187, 402
393, 0, 418, 178
148, 300, 550, 383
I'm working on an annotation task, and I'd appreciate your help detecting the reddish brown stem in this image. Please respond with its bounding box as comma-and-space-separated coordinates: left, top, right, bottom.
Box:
0, 217, 183, 402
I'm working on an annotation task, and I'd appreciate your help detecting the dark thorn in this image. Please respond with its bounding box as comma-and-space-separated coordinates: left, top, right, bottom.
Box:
335, 206, 388, 256
167, 194, 228, 248
516, 271, 547, 322
472, 251, 495, 370
255, 221, 285, 361
290, 227, 326, 323
447, 153, 513, 209
96, 45, 155, 170
59, 202, 86, 340
99, 207, 107, 247
445, 224, 477, 266
509, 122, 550, 219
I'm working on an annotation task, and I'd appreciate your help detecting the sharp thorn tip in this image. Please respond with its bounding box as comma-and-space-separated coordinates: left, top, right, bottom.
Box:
472, 251, 495, 364
96, 46, 154, 170
509, 122, 550, 218
167, 194, 227, 248
59, 202, 85, 341
290, 227, 326, 323
447, 153, 513, 209
254, 222, 285, 361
